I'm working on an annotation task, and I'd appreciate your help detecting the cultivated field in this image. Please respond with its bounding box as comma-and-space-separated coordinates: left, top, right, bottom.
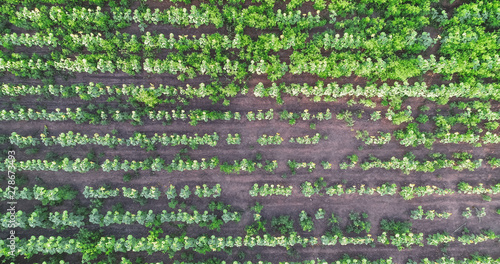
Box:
0, 0, 499, 263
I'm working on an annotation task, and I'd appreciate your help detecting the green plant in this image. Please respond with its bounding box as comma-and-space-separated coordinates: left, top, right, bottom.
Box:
475, 207, 486, 218
123, 173, 134, 182
370, 111, 381, 121
386, 106, 413, 125
337, 110, 354, 126
315, 208, 325, 220
356, 110, 364, 119
416, 114, 428, 124
346, 212, 371, 234
271, 215, 295, 235
340, 154, 358, 169
179, 185, 191, 199
380, 219, 412, 234
251, 202, 263, 214
226, 133, 241, 144
462, 207, 472, 219
419, 105, 430, 112
485, 122, 499, 131
24, 148, 39, 155
111, 203, 125, 214
355, 130, 391, 145
321, 161, 332, 169
237, 251, 246, 260
168, 199, 178, 209
299, 211, 314, 232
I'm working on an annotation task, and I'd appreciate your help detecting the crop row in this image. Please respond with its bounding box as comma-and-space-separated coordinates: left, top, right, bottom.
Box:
299, 180, 500, 200
4, 50, 500, 82
4, 181, 497, 205
3, 80, 499, 107
0, 106, 331, 126
2, 230, 498, 260
26, 254, 500, 264
1, 207, 240, 231
84, 184, 221, 199
0, 184, 221, 203
5, 131, 326, 150
251, 180, 500, 201
4, 0, 486, 41
8, 131, 219, 150
2, 102, 499, 134
1, 30, 434, 58
342, 152, 489, 174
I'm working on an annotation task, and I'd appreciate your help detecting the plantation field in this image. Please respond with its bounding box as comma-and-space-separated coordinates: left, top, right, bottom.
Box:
0, 0, 500, 263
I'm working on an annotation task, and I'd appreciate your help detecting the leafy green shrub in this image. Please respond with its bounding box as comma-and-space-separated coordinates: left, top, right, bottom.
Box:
380, 219, 412, 234
271, 215, 295, 235
346, 212, 371, 234
462, 207, 472, 219
370, 111, 381, 121
299, 211, 314, 232
315, 208, 325, 220
416, 114, 428, 124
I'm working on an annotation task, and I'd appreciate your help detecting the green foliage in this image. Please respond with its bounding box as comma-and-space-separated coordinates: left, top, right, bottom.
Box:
321, 161, 332, 169
380, 219, 412, 235
315, 208, 325, 220
355, 130, 391, 145
300, 177, 327, 197
426, 232, 455, 246
250, 202, 263, 214
299, 211, 314, 232
346, 212, 371, 234
370, 111, 382, 121
462, 207, 472, 219
475, 207, 486, 218
179, 185, 191, 199
410, 206, 452, 220
419, 105, 430, 112
24, 148, 39, 155
288, 160, 316, 174
271, 215, 295, 235
416, 114, 429, 124
122, 172, 134, 182
336, 110, 354, 126
340, 154, 358, 169
289, 133, 323, 144
394, 123, 435, 149
226, 133, 241, 145
386, 106, 413, 125
77, 228, 103, 263
249, 183, 293, 197
485, 121, 499, 131
257, 133, 283, 145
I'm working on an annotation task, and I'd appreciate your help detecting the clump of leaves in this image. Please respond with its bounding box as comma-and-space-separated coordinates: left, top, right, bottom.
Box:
271, 215, 295, 235
346, 212, 371, 234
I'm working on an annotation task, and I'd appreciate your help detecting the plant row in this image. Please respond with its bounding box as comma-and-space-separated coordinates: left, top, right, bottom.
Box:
300, 180, 500, 200
3, 229, 498, 261
8, 131, 220, 150
84, 184, 221, 200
